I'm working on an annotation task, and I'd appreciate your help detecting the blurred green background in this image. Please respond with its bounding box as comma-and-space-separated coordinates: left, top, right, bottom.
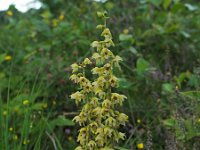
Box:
0, 0, 200, 149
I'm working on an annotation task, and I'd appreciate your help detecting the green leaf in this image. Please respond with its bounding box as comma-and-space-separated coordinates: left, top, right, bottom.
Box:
31, 103, 46, 110
128, 47, 138, 55
162, 83, 173, 93
185, 3, 198, 11
181, 91, 200, 101
0, 72, 5, 79
180, 31, 191, 38
105, 2, 114, 10
136, 58, 149, 75
119, 34, 133, 41
163, 118, 176, 127
115, 147, 129, 150
152, 24, 165, 33
176, 128, 185, 140
171, 3, 185, 13
48, 116, 74, 132
118, 78, 132, 89
188, 74, 199, 88
0, 53, 6, 64
174, 71, 190, 87
163, 0, 172, 10
150, 0, 162, 6
184, 119, 197, 140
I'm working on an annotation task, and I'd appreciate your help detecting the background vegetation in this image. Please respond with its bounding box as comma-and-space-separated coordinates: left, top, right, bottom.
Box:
0, 0, 200, 149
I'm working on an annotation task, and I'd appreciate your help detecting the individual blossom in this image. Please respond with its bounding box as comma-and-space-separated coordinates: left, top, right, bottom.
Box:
91, 41, 100, 48
123, 29, 129, 34
77, 127, 88, 145
88, 140, 97, 149
112, 55, 123, 67
70, 91, 84, 105
109, 75, 118, 87
70, 74, 79, 83
111, 93, 127, 105
83, 58, 92, 66
103, 127, 113, 138
73, 112, 87, 126
59, 14, 64, 21
4, 55, 12, 61
114, 132, 125, 143
103, 63, 111, 75
13, 134, 18, 141
137, 143, 144, 149
117, 113, 129, 126
101, 28, 112, 38
89, 122, 98, 134
9, 127, 13, 132
105, 116, 117, 127
90, 97, 99, 107
23, 99, 29, 105
102, 99, 112, 108
75, 146, 84, 150
101, 48, 113, 60
3, 110, 7, 116
92, 53, 101, 64
137, 119, 141, 124
71, 63, 80, 73
91, 67, 103, 75
96, 24, 105, 29
6, 10, 13, 16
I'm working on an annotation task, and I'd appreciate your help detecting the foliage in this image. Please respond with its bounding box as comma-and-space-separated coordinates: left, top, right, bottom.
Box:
0, 0, 200, 149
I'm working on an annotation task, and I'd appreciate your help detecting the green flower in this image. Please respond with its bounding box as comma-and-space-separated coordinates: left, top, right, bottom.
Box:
71, 91, 84, 104
88, 140, 97, 148
83, 58, 92, 66
111, 93, 127, 105
70, 12, 128, 149
70, 74, 79, 83
71, 63, 80, 73
75, 146, 83, 150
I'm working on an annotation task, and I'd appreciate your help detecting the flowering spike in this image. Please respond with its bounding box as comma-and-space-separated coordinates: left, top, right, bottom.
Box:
70, 12, 128, 149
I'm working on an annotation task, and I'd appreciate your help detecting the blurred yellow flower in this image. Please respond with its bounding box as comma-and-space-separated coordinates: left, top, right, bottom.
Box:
23, 139, 30, 145
9, 127, 13, 132
137, 143, 144, 149
3, 111, 7, 116
6, 10, 13, 16
13, 134, 18, 140
53, 100, 56, 105
83, 58, 92, 65
71, 63, 80, 73
14, 107, 19, 112
198, 118, 200, 123
52, 19, 58, 27
43, 103, 48, 108
137, 119, 141, 124
123, 29, 129, 34
4, 55, 12, 61
23, 140, 27, 145
68, 136, 73, 141
23, 100, 29, 105
59, 14, 65, 21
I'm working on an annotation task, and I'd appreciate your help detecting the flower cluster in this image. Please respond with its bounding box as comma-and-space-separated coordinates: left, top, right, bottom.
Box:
70, 11, 128, 150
